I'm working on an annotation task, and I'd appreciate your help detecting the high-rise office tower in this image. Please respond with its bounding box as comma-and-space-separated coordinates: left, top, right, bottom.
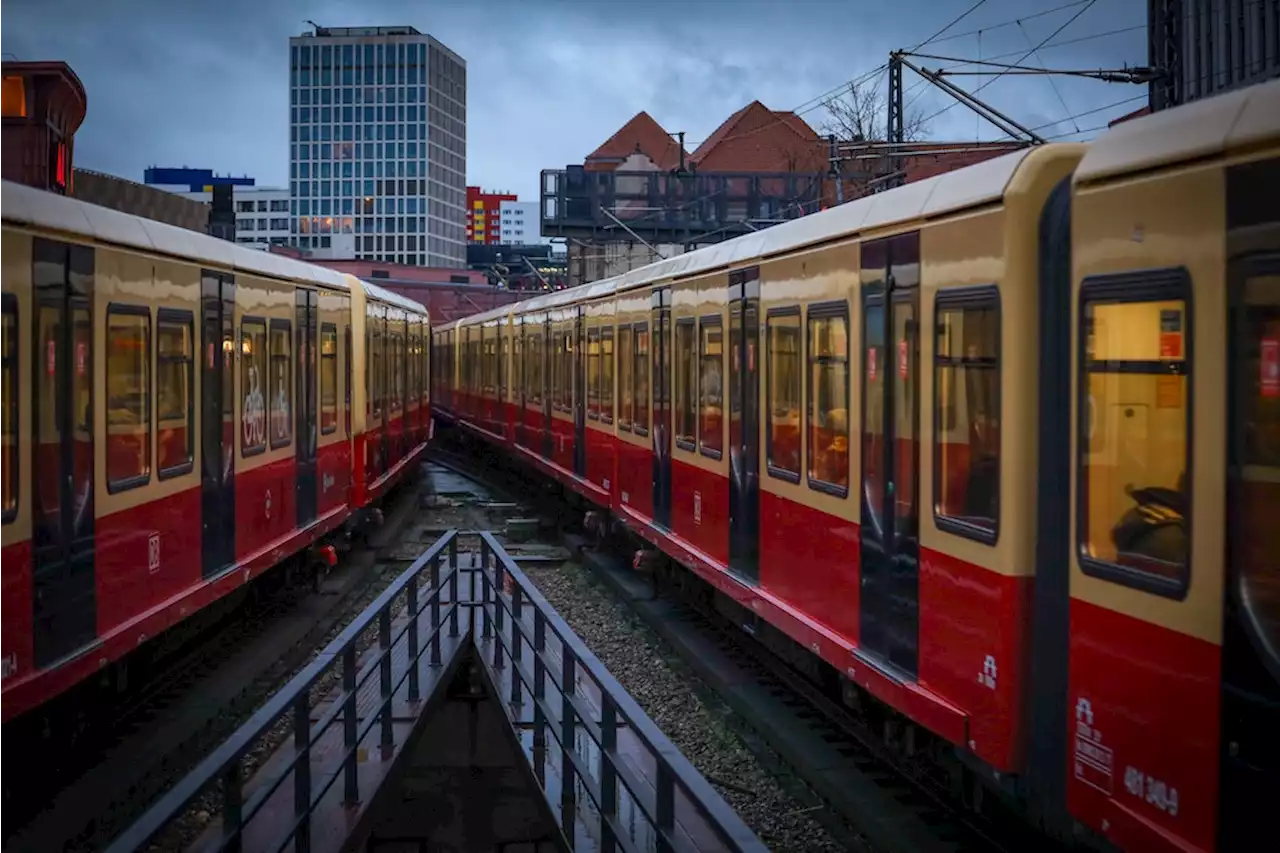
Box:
288, 25, 467, 267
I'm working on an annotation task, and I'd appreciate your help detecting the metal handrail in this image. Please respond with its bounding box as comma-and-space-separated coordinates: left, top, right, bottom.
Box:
104, 529, 765, 853
102, 530, 465, 853
472, 532, 767, 853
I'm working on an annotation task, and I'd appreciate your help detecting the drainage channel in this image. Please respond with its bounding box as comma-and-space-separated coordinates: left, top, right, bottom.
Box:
105, 527, 767, 853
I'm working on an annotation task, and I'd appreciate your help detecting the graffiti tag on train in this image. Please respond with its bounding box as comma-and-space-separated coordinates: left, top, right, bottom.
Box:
243, 365, 265, 447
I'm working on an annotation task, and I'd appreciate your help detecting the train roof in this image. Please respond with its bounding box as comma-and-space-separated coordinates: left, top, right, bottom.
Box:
461, 144, 1042, 324
0, 179, 352, 292
360, 278, 429, 317
1077, 77, 1280, 184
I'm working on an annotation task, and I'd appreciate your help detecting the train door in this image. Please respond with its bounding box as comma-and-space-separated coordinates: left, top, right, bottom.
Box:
31, 239, 96, 667
652, 287, 673, 528
1220, 172, 1280, 851
201, 271, 236, 578
859, 234, 921, 677
295, 289, 318, 527
728, 270, 760, 582
574, 308, 587, 476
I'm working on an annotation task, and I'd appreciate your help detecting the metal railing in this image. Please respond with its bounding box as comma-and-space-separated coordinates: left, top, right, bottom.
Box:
470, 532, 767, 853
103, 532, 467, 853
105, 530, 765, 853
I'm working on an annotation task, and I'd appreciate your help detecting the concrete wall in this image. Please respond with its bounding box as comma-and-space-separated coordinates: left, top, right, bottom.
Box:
73, 168, 210, 232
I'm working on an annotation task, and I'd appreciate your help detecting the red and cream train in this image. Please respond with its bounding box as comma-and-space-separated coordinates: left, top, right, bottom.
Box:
434, 80, 1280, 853
0, 180, 431, 724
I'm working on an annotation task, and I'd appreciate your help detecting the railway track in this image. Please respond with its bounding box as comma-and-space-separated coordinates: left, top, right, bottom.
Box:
2, 472, 476, 853
428, 433, 1051, 853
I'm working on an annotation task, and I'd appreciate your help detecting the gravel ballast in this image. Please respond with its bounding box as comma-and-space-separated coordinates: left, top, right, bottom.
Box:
519, 557, 864, 853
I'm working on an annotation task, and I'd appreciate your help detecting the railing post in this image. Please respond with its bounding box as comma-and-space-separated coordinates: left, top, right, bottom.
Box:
407, 573, 422, 699
560, 649, 578, 838
221, 759, 243, 853
656, 762, 675, 853
342, 645, 359, 805
532, 608, 547, 787
481, 538, 492, 639
492, 553, 506, 671
429, 552, 441, 667
447, 539, 460, 638
510, 583, 524, 706
600, 694, 618, 853
379, 608, 394, 751
293, 694, 312, 853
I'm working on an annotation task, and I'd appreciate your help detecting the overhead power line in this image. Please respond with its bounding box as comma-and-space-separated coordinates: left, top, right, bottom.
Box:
915, 0, 1100, 128
909, 0, 989, 51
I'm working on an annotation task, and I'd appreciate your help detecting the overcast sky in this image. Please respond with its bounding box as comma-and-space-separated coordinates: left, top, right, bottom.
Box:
4, 0, 1148, 200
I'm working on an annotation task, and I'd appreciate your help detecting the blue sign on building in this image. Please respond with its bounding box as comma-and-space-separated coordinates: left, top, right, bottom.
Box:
143, 167, 256, 192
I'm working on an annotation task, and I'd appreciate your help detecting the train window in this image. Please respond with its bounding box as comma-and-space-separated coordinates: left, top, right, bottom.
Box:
106, 305, 152, 491
586, 326, 601, 419
600, 325, 614, 423
483, 329, 496, 396
371, 324, 384, 419
766, 309, 802, 481
807, 305, 849, 494
619, 324, 633, 430
633, 322, 650, 434
675, 319, 696, 450
157, 310, 195, 478
699, 316, 724, 458
1079, 271, 1191, 598
526, 325, 543, 405
321, 323, 339, 434
499, 327, 507, 400
934, 288, 1000, 542
242, 319, 268, 455
553, 328, 567, 411
391, 331, 404, 413
269, 319, 293, 449
2, 296, 16, 521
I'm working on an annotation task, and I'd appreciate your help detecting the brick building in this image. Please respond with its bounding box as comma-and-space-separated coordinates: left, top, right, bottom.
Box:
2, 61, 86, 195
545, 99, 1033, 286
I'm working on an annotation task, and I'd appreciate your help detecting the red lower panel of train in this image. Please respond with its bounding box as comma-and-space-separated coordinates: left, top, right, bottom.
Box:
444, 408, 1042, 772
1067, 598, 1218, 853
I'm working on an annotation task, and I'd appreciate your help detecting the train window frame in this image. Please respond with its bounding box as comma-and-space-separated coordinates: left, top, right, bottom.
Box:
586, 325, 601, 421
698, 314, 724, 460
600, 324, 615, 424
674, 317, 697, 452
156, 307, 196, 480
632, 320, 650, 436
765, 306, 803, 484
241, 317, 269, 457
268, 317, 294, 451
105, 302, 153, 494
1077, 267, 1193, 601
2, 294, 17, 523
320, 322, 339, 435
618, 323, 633, 432
932, 285, 1001, 545
805, 301, 850, 498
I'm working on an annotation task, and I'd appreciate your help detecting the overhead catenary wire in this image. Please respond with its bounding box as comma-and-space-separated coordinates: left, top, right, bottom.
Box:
914, 0, 1100, 128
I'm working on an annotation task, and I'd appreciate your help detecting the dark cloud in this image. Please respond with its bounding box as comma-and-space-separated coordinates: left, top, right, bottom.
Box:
3, 0, 1148, 199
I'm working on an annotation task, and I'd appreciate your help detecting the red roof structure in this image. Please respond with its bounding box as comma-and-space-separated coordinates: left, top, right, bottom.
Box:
584, 111, 686, 172
689, 101, 827, 172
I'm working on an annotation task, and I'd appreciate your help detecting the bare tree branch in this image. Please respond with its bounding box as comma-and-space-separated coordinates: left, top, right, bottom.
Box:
820, 78, 929, 143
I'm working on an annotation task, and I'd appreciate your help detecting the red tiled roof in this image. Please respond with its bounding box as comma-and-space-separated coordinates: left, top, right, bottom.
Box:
584, 111, 685, 172
689, 101, 827, 172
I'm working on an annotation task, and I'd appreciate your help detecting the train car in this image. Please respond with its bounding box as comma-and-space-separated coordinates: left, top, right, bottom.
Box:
0, 180, 431, 725
440, 78, 1280, 853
